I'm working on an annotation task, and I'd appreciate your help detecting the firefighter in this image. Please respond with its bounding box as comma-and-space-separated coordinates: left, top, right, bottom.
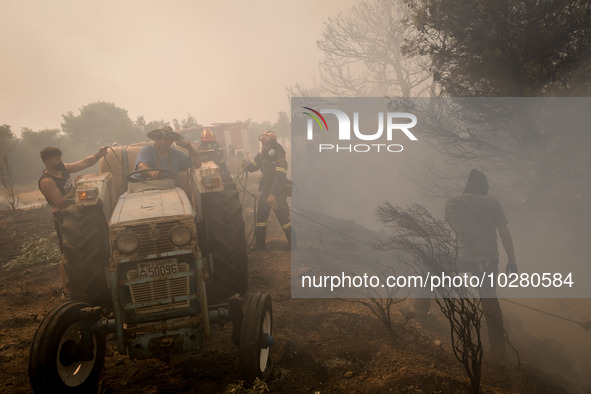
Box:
197, 129, 223, 162
197, 128, 230, 180
245, 131, 295, 250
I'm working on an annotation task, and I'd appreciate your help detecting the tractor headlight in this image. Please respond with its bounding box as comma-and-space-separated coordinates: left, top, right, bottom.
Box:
170, 225, 192, 246
116, 233, 139, 254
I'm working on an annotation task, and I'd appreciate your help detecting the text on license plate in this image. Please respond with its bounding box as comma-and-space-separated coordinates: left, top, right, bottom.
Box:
137, 259, 178, 279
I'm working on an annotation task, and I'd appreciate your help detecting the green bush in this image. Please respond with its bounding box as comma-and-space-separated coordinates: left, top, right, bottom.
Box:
3, 237, 60, 271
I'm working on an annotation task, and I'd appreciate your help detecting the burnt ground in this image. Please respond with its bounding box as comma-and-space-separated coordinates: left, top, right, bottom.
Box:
0, 195, 579, 393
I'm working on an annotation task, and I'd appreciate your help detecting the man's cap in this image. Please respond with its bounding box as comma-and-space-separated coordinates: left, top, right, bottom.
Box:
147, 125, 181, 141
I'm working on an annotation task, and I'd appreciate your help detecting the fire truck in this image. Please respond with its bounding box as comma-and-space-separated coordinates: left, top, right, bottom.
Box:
179, 122, 252, 161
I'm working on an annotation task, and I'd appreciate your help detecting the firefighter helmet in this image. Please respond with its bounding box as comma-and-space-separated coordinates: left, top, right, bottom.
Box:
259, 131, 277, 142
201, 129, 215, 141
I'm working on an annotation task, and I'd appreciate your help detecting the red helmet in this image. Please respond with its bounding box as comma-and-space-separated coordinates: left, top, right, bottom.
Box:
201, 129, 215, 141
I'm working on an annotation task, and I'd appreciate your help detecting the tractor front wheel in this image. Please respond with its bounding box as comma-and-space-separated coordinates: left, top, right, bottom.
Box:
239, 292, 273, 380
28, 302, 106, 393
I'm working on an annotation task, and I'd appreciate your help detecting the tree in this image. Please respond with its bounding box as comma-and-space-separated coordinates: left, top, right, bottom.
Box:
272, 112, 290, 141
20, 128, 60, 148
173, 114, 199, 131
0, 154, 19, 213
0, 125, 19, 188
404, 0, 591, 97
0, 124, 17, 157
315, 0, 431, 97
61, 101, 140, 149
401, 1, 591, 219
134, 115, 146, 131
173, 119, 181, 130
182, 114, 198, 129
14, 128, 63, 182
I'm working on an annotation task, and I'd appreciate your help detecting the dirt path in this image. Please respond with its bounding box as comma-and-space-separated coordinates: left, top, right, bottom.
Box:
0, 203, 574, 393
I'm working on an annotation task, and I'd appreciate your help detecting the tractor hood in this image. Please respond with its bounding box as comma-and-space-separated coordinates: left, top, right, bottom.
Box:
110, 187, 194, 226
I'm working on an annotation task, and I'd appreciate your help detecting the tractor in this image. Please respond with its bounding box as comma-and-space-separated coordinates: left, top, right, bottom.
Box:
28, 141, 273, 393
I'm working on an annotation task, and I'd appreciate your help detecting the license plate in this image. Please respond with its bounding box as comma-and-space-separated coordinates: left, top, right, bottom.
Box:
137, 259, 178, 279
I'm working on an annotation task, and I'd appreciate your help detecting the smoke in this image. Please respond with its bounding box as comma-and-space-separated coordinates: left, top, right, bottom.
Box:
290, 96, 591, 388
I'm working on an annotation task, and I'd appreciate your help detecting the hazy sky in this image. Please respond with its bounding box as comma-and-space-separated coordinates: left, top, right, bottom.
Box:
1, 0, 359, 135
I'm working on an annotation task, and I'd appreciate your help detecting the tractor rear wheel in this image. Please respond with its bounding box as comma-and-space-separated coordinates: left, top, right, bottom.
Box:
199, 181, 249, 304
60, 203, 111, 308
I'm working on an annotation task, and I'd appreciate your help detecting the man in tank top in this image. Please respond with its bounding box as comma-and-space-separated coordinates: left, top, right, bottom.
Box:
38, 145, 108, 296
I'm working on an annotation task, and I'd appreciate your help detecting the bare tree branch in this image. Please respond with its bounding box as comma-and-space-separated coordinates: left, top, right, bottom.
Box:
0, 155, 19, 213
375, 203, 484, 393
308, 0, 432, 97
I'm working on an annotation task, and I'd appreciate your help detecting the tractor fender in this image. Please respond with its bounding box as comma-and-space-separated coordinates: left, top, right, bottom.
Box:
74, 172, 117, 220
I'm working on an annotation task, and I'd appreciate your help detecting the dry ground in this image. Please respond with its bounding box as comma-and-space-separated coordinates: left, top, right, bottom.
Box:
0, 190, 577, 393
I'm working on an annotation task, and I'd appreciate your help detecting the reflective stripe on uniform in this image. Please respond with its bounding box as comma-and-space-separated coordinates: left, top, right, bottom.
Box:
256, 222, 268, 227
282, 221, 291, 229
275, 167, 288, 174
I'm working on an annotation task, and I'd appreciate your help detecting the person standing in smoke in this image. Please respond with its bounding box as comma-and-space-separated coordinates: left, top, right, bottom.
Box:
445, 169, 517, 358
245, 131, 295, 251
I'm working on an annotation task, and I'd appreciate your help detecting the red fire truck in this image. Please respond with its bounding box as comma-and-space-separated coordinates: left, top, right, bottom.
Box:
179, 122, 252, 161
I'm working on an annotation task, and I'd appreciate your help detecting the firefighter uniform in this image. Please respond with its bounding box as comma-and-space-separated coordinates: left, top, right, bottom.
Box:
197, 129, 231, 181
246, 134, 293, 249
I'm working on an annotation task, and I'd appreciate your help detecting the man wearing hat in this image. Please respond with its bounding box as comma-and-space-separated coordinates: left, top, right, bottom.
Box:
135, 125, 201, 177
245, 131, 295, 250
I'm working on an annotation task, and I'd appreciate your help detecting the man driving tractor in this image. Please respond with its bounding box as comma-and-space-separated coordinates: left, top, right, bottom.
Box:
135, 125, 201, 177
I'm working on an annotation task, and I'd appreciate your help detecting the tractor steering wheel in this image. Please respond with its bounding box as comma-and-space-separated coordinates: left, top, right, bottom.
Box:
127, 168, 176, 183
